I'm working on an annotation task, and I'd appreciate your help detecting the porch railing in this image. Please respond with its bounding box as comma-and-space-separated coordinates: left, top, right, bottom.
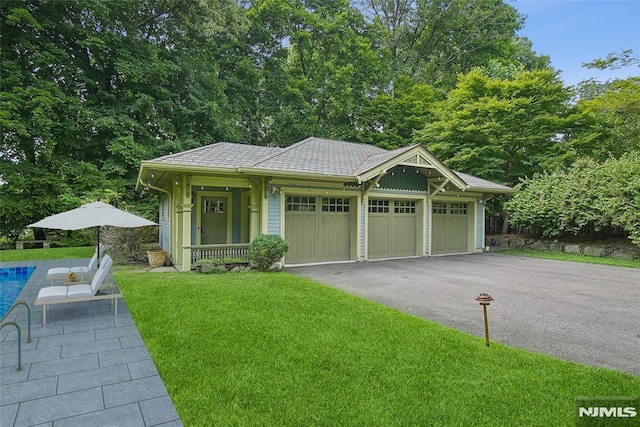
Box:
190, 244, 250, 265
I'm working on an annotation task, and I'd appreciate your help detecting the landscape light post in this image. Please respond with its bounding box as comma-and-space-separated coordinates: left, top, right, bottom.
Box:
475, 293, 494, 347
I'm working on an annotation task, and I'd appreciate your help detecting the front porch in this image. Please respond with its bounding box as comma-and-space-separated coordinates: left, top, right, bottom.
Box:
153, 174, 265, 271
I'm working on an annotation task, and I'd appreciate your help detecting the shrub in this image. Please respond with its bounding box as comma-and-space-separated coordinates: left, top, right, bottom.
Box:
505, 152, 640, 248
248, 234, 289, 271
195, 258, 226, 274
102, 226, 160, 264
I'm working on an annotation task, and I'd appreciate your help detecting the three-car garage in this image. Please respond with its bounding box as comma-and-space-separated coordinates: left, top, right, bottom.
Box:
284, 194, 476, 264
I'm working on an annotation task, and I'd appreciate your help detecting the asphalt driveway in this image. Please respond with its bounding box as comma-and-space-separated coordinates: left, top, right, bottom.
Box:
288, 253, 639, 377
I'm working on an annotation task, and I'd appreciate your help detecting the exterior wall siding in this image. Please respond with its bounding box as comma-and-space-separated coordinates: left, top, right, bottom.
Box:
476, 200, 484, 250
360, 200, 366, 260
159, 195, 171, 252
378, 166, 428, 191
267, 187, 281, 235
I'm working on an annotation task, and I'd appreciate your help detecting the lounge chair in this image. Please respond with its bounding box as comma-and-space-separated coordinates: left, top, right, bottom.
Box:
46, 244, 105, 285
35, 255, 122, 325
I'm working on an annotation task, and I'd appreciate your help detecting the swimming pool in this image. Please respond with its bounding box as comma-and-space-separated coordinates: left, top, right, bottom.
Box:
0, 266, 36, 319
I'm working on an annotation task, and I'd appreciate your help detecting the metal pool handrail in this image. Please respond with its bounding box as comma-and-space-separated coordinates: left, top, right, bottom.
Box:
0, 300, 32, 343
0, 322, 23, 371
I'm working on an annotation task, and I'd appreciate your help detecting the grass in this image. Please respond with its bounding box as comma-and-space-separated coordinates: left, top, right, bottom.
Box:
0, 246, 95, 262
114, 270, 640, 427
496, 248, 640, 268
4, 247, 638, 425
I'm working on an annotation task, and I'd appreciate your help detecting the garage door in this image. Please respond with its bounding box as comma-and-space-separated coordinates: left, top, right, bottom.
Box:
431, 202, 469, 255
368, 199, 418, 259
285, 196, 352, 264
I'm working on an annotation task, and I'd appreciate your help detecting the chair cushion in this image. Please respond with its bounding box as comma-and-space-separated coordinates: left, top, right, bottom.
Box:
37, 286, 68, 301
66, 284, 93, 298
46, 267, 71, 278
70, 266, 90, 275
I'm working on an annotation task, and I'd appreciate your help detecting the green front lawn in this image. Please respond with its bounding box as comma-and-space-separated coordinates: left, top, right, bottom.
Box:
0, 246, 95, 262
114, 271, 640, 426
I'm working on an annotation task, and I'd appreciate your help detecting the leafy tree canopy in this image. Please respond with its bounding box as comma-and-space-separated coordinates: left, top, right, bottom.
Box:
414, 68, 578, 186
0, 0, 245, 240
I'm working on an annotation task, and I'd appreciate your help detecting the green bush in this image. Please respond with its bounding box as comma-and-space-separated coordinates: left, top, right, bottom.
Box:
102, 226, 159, 264
195, 258, 227, 274
505, 152, 640, 248
248, 234, 289, 271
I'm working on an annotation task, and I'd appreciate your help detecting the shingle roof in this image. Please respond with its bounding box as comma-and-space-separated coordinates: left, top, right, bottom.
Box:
249, 137, 387, 176
144, 137, 514, 192
354, 145, 417, 175
150, 142, 279, 168
454, 171, 514, 191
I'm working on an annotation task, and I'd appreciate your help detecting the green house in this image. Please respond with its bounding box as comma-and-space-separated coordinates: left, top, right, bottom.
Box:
136, 137, 514, 271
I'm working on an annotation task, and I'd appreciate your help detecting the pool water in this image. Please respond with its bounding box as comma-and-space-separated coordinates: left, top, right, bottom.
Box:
0, 266, 36, 319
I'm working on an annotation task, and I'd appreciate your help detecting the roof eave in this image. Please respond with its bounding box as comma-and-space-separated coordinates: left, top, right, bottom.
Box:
140, 161, 239, 174
137, 161, 242, 191
471, 186, 517, 194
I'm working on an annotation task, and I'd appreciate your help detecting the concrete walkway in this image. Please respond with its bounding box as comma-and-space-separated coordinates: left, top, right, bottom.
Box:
0, 259, 182, 426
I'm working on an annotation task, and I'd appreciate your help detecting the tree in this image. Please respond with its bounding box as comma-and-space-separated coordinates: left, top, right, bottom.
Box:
571, 77, 640, 160
355, 77, 438, 149
245, 0, 388, 145
0, 0, 244, 241
570, 50, 640, 161
414, 68, 577, 186
357, 0, 548, 90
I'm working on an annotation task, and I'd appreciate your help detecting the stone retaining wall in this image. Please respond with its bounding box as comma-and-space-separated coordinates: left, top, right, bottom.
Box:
486, 235, 640, 261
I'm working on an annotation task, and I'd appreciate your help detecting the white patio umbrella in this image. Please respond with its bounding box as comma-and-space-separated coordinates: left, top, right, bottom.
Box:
28, 201, 157, 265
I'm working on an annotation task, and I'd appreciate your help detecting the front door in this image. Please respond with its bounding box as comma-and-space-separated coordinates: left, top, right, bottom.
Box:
201, 196, 229, 244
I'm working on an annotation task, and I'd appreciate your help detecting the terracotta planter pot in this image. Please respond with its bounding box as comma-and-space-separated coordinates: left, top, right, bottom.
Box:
147, 250, 167, 268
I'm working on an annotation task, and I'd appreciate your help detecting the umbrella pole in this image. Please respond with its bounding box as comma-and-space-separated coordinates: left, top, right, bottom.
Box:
97, 227, 101, 268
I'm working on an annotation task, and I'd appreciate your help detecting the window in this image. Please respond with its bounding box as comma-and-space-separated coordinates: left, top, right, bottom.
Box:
432, 202, 447, 215
450, 203, 468, 215
322, 198, 350, 212
204, 200, 224, 214
394, 201, 416, 214
286, 196, 316, 212
368, 199, 389, 213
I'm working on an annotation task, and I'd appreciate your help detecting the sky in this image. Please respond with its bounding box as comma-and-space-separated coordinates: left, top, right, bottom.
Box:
507, 0, 640, 86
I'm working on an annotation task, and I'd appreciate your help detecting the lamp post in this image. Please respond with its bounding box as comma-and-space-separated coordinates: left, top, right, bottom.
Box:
475, 293, 494, 347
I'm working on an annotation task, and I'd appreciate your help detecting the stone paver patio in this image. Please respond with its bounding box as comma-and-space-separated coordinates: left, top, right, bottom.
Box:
0, 259, 182, 426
